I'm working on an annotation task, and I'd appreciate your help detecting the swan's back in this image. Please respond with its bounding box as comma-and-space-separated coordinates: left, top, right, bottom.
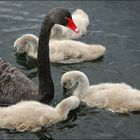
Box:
84, 83, 140, 112
2, 101, 54, 117
0, 96, 80, 131
0, 58, 38, 105
0, 100, 55, 131
50, 40, 89, 51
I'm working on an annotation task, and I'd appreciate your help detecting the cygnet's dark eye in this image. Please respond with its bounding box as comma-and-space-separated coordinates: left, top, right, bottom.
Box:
14, 47, 17, 52
63, 82, 67, 87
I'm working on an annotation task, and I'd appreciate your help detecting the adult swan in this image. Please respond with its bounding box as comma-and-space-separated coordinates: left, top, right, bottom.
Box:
0, 8, 79, 105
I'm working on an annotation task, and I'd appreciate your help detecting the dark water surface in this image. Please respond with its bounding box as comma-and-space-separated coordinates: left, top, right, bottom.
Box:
0, 1, 140, 139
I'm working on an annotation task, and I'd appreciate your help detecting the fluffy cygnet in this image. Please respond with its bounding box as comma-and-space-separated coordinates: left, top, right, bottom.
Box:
61, 71, 140, 113
14, 34, 106, 64
50, 9, 89, 40
0, 96, 80, 132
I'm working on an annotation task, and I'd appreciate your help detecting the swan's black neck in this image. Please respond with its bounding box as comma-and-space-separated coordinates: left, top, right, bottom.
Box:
38, 15, 54, 103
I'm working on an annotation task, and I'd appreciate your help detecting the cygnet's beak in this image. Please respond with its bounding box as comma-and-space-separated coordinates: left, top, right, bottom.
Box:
14, 47, 20, 56
14, 46, 17, 53
14, 47, 18, 56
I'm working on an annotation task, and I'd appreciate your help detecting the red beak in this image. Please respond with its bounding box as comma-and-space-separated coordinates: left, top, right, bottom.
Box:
67, 18, 79, 33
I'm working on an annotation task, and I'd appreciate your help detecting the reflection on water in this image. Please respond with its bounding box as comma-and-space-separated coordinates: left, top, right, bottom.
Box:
0, 1, 140, 139
15, 54, 37, 70
15, 54, 38, 79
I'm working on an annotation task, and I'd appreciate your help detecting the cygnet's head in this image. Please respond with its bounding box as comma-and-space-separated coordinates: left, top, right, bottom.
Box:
14, 36, 27, 54
14, 34, 38, 54
61, 71, 76, 90
61, 71, 88, 95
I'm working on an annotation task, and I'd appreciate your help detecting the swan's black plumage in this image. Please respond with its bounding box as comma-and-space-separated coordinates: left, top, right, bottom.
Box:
0, 58, 38, 105
0, 8, 73, 105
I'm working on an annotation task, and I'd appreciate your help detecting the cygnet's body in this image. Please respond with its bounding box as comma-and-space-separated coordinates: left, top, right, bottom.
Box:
14, 34, 106, 64
0, 96, 80, 132
61, 71, 140, 113
51, 9, 89, 40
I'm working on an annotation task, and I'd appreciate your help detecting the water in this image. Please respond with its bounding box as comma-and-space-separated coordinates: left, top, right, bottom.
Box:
0, 1, 140, 139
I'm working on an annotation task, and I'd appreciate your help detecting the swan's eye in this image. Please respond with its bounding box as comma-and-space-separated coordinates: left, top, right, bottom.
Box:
59, 16, 68, 26
64, 16, 68, 20
64, 16, 68, 24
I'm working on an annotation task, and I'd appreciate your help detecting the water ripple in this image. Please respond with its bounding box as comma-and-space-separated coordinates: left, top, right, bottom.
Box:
11, 3, 22, 8
89, 30, 127, 39
0, 1, 6, 4
2, 24, 39, 32
19, 11, 29, 16
127, 49, 140, 53
104, 69, 119, 74
90, 30, 104, 35
0, 14, 39, 22
0, 8, 12, 12
103, 32, 127, 38
126, 64, 140, 70
0, 15, 13, 18
13, 16, 24, 20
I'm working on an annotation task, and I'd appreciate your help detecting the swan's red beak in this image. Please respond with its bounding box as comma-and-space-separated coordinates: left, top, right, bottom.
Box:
67, 18, 79, 33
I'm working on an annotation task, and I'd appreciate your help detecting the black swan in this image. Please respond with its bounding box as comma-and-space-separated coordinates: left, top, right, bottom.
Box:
0, 8, 79, 105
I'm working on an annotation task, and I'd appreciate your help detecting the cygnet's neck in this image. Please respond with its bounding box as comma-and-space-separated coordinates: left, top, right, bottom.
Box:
55, 101, 70, 120
55, 97, 79, 120
72, 71, 89, 98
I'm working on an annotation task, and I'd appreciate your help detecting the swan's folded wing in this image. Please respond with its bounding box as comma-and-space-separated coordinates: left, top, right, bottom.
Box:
0, 58, 38, 105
